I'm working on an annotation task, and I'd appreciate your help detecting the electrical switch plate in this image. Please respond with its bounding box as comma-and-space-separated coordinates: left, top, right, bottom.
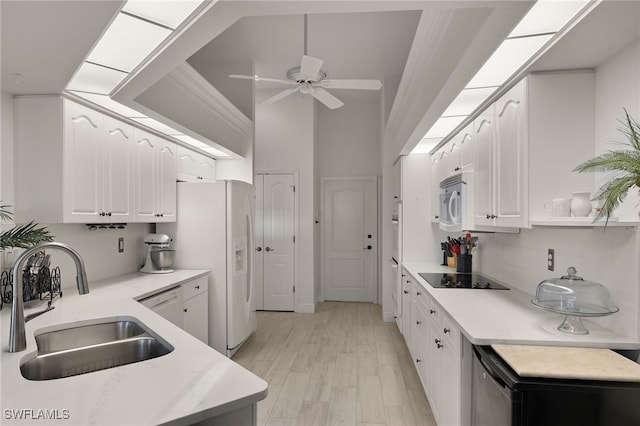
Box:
118, 237, 124, 253
547, 248, 554, 271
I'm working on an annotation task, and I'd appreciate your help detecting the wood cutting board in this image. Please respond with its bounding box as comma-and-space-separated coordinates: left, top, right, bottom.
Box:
491, 344, 640, 382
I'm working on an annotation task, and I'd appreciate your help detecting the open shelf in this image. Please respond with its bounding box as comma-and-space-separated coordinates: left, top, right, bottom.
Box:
529, 217, 639, 228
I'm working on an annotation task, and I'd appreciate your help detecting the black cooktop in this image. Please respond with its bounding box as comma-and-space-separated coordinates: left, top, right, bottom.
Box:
418, 272, 509, 290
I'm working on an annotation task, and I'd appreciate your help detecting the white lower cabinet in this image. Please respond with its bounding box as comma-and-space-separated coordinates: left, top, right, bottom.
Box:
182, 276, 209, 344
404, 271, 463, 426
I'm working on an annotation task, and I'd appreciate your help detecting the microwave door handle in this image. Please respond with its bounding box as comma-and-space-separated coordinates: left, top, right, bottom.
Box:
449, 191, 460, 223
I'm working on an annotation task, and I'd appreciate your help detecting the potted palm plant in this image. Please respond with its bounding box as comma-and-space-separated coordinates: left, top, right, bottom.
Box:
0, 203, 53, 251
574, 109, 640, 223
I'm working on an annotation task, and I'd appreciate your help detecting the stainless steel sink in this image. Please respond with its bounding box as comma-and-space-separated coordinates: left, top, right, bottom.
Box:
20, 318, 173, 381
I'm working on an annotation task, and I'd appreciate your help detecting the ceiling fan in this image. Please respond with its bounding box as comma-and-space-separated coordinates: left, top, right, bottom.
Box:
229, 15, 382, 110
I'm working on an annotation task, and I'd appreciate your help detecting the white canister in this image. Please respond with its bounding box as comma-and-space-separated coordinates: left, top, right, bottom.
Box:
544, 198, 572, 217
571, 192, 592, 217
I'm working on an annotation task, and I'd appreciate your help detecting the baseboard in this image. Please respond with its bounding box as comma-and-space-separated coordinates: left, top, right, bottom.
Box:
382, 311, 395, 322
295, 303, 315, 314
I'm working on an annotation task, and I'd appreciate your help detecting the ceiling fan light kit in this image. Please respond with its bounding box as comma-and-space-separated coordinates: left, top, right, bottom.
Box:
229, 15, 382, 109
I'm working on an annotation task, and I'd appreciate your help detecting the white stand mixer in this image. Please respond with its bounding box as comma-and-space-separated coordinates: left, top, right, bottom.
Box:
140, 234, 175, 274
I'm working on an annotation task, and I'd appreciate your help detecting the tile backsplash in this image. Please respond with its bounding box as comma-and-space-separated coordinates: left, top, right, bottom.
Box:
476, 226, 639, 339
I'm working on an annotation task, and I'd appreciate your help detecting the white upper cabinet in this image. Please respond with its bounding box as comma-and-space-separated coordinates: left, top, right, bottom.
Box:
102, 115, 134, 222
177, 146, 216, 182
473, 80, 528, 228
134, 128, 177, 222
63, 101, 104, 222
473, 105, 495, 226
494, 80, 527, 227
458, 123, 474, 172
14, 96, 175, 224
473, 79, 528, 228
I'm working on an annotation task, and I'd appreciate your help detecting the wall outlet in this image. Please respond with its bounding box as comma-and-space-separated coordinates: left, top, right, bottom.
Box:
118, 237, 124, 253
547, 248, 554, 271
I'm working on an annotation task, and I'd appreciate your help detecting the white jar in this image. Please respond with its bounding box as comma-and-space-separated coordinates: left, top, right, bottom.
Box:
571, 192, 592, 217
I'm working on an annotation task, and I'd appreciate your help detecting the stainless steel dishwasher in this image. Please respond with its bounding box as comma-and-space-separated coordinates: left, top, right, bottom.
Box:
139, 286, 184, 328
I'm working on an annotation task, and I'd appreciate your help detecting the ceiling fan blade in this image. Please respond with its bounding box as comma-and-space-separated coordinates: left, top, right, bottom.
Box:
260, 86, 300, 105
229, 74, 296, 85
317, 79, 383, 90
310, 87, 344, 109
299, 55, 324, 80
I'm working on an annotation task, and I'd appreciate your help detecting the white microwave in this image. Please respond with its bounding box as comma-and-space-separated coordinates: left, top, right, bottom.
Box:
439, 173, 472, 232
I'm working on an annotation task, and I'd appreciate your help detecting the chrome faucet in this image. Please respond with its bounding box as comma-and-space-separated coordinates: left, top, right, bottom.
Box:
9, 242, 89, 352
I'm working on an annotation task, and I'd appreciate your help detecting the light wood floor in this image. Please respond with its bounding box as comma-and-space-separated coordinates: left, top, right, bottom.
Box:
232, 302, 437, 426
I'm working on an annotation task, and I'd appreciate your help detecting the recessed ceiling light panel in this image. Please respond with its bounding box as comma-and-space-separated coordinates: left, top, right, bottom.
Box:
131, 117, 181, 135
509, 0, 591, 37
86, 13, 171, 73
122, 0, 204, 29
442, 87, 498, 116
424, 116, 467, 139
466, 34, 553, 88
66, 62, 127, 94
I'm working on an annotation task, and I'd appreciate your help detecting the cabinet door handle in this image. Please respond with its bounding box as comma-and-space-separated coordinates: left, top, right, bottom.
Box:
265, 247, 272, 252
195, 285, 200, 289
416, 291, 422, 296
430, 309, 436, 315
183, 308, 188, 312
403, 290, 409, 294
436, 342, 444, 349
107, 212, 112, 216
486, 214, 492, 219
363, 245, 372, 250
443, 327, 451, 334
416, 358, 421, 363
99, 212, 106, 216
416, 321, 421, 325
434, 338, 441, 344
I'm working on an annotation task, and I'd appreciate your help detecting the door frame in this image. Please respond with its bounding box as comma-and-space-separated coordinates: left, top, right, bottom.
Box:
255, 170, 299, 311
320, 176, 379, 303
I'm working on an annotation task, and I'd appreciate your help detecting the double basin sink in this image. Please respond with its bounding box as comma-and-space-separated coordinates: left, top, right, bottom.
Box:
20, 317, 173, 381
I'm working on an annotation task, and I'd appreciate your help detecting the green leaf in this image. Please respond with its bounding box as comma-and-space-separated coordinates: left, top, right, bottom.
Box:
0, 221, 54, 251
573, 110, 640, 223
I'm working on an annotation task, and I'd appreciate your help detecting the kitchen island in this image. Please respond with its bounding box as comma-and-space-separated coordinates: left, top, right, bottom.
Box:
0, 270, 268, 426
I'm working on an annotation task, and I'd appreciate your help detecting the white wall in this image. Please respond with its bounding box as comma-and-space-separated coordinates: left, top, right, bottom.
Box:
316, 96, 381, 178
255, 91, 315, 312
0, 91, 154, 291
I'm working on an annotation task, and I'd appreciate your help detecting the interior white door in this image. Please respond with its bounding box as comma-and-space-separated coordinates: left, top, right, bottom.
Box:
323, 178, 377, 302
262, 174, 295, 311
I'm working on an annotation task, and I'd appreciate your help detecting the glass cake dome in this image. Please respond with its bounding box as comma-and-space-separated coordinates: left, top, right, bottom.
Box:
532, 267, 619, 334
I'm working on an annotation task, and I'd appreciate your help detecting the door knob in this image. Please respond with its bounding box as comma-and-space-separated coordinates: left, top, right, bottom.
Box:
256, 247, 262, 252
265, 247, 272, 252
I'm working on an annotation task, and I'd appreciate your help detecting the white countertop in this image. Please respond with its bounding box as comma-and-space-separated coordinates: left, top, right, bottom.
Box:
403, 262, 640, 350
0, 270, 268, 426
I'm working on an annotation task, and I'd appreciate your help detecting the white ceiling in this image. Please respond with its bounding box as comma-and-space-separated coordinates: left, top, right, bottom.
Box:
187, 11, 420, 115
0, 0, 123, 94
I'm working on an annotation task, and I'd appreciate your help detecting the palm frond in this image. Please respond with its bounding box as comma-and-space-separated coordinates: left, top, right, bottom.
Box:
0, 221, 54, 251
592, 175, 636, 224
573, 109, 640, 223
0, 203, 13, 222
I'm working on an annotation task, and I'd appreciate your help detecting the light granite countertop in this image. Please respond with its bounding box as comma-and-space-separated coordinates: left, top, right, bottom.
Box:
0, 270, 268, 426
402, 262, 640, 350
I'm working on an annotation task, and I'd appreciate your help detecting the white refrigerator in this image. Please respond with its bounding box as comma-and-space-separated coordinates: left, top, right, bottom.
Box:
159, 181, 256, 357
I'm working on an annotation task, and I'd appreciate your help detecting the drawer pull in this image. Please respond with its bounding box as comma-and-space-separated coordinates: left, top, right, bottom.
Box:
443, 327, 450, 334
416, 291, 422, 296
416, 321, 421, 325
403, 290, 409, 294
416, 358, 421, 363
195, 285, 200, 289
430, 309, 436, 315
